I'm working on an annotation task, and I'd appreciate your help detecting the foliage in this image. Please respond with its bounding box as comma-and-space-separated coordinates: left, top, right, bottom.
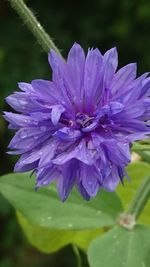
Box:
0, 162, 150, 267
88, 225, 150, 267
1, 0, 150, 266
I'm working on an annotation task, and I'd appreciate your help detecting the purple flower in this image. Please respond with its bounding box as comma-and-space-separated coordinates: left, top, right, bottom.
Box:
4, 43, 150, 201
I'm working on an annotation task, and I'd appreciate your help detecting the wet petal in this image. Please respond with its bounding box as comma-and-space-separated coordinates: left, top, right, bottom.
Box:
103, 47, 118, 88
55, 127, 82, 141
57, 160, 78, 201
51, 104, 65, 125
84, 48, 103, 109
67, 43, 85, 102
103, 166, 119, 192
111, 63, 137, 95
79, 164, 100, 197
36, 165, 59, 188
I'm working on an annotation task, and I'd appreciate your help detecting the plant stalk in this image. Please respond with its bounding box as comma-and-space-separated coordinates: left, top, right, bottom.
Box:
8, 0, 62, 55
73, 245, 82, 267
128, 175, 150, 220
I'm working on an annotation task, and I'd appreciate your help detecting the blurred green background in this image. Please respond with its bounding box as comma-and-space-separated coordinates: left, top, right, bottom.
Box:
0, 0, 150, 266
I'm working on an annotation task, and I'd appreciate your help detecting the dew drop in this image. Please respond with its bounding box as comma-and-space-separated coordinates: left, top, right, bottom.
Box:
37, 23, 42, 29
43, 115, 48, 119
40, 126, 47, 132
38, 151, 43, 156
34, 136, 38, 140
43, 181, 48, 185
33, 120, 39, 125
96, 210, 102, 215
68, 223, 73, 228
20, 131, 27, 139
20, 99, 27, 105
123, 142, 128, 146
47, 216, 52, 220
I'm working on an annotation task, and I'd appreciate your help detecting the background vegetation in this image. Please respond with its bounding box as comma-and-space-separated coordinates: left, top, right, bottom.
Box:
1, 0, 150, 266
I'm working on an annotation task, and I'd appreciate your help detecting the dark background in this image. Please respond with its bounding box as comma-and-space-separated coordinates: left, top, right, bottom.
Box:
0, 0, 150, 266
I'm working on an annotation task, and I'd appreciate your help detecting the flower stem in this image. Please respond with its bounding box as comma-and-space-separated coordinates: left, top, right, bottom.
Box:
128, 175, 150, 220
8, 0, 62, 55
72, 245, 82, 267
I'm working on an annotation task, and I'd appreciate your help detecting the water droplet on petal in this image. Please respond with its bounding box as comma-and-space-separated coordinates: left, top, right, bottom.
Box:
19, 99, 27, 105
20, 131, 27, 139
96, 210, 102, 215
40, 126, 47, 132
33, 120, 39, 125
34, 136, 38, 140
43, 180, 48, 185
38, 151, 43, 156
123, 142, 128, 146
43, 115, 48, 119
37, 23, 42, 29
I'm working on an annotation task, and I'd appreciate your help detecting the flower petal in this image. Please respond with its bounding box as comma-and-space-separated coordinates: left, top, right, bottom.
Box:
103, 47, 118, 88
79, 164, 100, 197
51, 105, 65, 125
103, 166, 119, 192
84, 48, 103, 110
55, 127, 82, 141
36, 165, 59, 188
67, 43, 85, 103
111, 63, 137, 95
57, 160, 78, 201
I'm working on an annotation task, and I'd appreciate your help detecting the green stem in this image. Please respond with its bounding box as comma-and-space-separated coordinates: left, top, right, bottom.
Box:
8, 0, 62, 55
72, 245, 82, 267
128, 175, 150, 220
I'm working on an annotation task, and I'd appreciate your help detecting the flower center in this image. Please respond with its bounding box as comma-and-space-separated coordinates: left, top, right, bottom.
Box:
76, 112, 94, 128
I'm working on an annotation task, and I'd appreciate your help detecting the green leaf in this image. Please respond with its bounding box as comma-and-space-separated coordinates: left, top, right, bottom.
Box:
117, 162, 150, 225
0, 173, 123, 230
17, 211, 104, 253
138, 151, 150, 164
88, 224, 150, 267
132, 143, 150, 152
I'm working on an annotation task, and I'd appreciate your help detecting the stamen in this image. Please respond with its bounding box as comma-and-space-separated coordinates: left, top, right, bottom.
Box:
76, 112, 94, 128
